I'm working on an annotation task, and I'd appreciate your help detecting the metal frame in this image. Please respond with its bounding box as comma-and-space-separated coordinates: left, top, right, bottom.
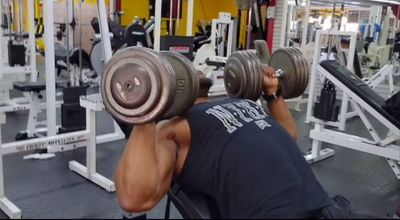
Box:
305, 30, 357, 131
89, 0, 125, 142
363, 64, 396, 98
0, 96, 116, 219
153, 0, 194, 51
306, 65, 400, 179
211, 12, 234, 58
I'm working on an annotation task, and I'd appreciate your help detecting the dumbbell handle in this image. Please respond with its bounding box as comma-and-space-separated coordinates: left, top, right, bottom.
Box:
275, 69, 284, 78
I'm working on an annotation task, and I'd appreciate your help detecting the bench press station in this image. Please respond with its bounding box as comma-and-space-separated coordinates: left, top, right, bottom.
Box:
308, 59, 400, 178
12, 81, 63, 142
0, 94, 116, 219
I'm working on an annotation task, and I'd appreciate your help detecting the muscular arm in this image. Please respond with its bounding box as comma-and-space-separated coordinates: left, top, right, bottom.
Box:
115, 122, 177, 213
267, 96, 298, 141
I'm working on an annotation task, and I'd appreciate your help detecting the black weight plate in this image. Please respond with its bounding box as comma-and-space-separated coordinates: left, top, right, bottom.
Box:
101, 47, 176, 125
160, 51, 199, 119
224, 52, 249, 98
124, 24, 147, 47
268, 48, 298, 99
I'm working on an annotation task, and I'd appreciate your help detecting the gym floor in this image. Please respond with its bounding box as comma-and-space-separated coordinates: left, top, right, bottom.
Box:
0, 62, 399, 219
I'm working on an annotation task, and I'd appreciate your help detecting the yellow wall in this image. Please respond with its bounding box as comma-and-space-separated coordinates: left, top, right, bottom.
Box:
121, 0, 238, 36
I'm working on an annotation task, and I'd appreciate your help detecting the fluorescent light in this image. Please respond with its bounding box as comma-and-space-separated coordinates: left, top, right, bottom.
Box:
374, 0, 400, 4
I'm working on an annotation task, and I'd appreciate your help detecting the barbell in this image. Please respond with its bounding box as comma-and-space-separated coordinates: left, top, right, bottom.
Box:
101, 46, 309, 125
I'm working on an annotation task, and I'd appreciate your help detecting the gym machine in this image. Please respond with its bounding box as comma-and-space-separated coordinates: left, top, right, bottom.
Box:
198, 12, 236, 97
308, 58, 400, 178
0, 0, 41, 113
155, 0, 195, 60
378, 8, 397, 68
124, 16, 155, 47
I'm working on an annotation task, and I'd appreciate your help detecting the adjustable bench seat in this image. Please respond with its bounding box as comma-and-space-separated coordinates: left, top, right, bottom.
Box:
319, 60, 400, 129
13, 81, 63, 93
167, 181, 221, 219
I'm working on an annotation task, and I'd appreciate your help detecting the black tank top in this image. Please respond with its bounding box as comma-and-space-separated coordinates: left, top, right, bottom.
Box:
176, 98, 334, 218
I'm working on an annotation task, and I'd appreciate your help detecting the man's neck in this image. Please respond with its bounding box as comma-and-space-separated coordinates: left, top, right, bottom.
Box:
195, 97, 210, 104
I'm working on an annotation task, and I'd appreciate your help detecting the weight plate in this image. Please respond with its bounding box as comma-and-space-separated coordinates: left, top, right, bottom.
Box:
292, 47, 310, 95
287, 47, 304, 98
90, 42, 105, 75
241, 51, 258, 101
160, 51, 199, 119
246, 51, 264, 101
224, 51, 249, 98
124, 24, 147, 47
268, 48, 297, 99
291, 47, 308, 98
101, 47, 175, 124
237, 51, 254, 99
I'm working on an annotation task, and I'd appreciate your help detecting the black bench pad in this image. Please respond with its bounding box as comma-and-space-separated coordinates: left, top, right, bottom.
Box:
3, 33, 43, 39
319, 60, 400, 129
13, 81, 62, 92
167, 182, 221, 219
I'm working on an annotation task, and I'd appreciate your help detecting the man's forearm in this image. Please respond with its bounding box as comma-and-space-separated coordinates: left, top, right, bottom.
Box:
115, 123, 161, 208
267, 97, 298, 140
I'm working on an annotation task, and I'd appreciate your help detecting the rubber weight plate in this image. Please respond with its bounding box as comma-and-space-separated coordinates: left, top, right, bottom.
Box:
101, 47, 176, 125
268, 48, 298, 99
224, 51, 250, 98
90, 42, 105, 75
124, 24, 147, 47
160, 51, 199, 119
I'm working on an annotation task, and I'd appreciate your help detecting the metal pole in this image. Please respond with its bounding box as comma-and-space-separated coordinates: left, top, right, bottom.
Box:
65, 0, 70, 84
154, 0, 162, 51
44, 0, 57, 136
79, 0, 82, 84
186, 0, 193, 36
28, 0, 37, 82
17, 0, 22, 35
176, 0, 180, 35
169, 0, 173, 35
97, 0, 112, 62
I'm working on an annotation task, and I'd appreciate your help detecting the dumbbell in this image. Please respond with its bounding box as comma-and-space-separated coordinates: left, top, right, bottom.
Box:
224, 43, 310, 101
101, 47, 199, 125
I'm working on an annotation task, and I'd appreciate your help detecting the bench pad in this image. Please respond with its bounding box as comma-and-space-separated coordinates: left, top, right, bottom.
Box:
167, 182, 221, 219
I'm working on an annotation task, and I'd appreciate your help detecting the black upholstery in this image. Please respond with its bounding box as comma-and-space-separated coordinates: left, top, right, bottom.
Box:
13, 81, 47, 92
319, 60, 400, 129
13, 81, 62, 92
167, 181, 221, 219
3, 32, 43, 39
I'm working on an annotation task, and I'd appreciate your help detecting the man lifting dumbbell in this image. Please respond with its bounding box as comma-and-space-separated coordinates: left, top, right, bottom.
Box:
102, 47, 380, 219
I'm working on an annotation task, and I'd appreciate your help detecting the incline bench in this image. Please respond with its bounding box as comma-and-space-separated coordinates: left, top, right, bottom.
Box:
124, 181, 221, 219
166, 181, 221, 219
319, 60, 400, 130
